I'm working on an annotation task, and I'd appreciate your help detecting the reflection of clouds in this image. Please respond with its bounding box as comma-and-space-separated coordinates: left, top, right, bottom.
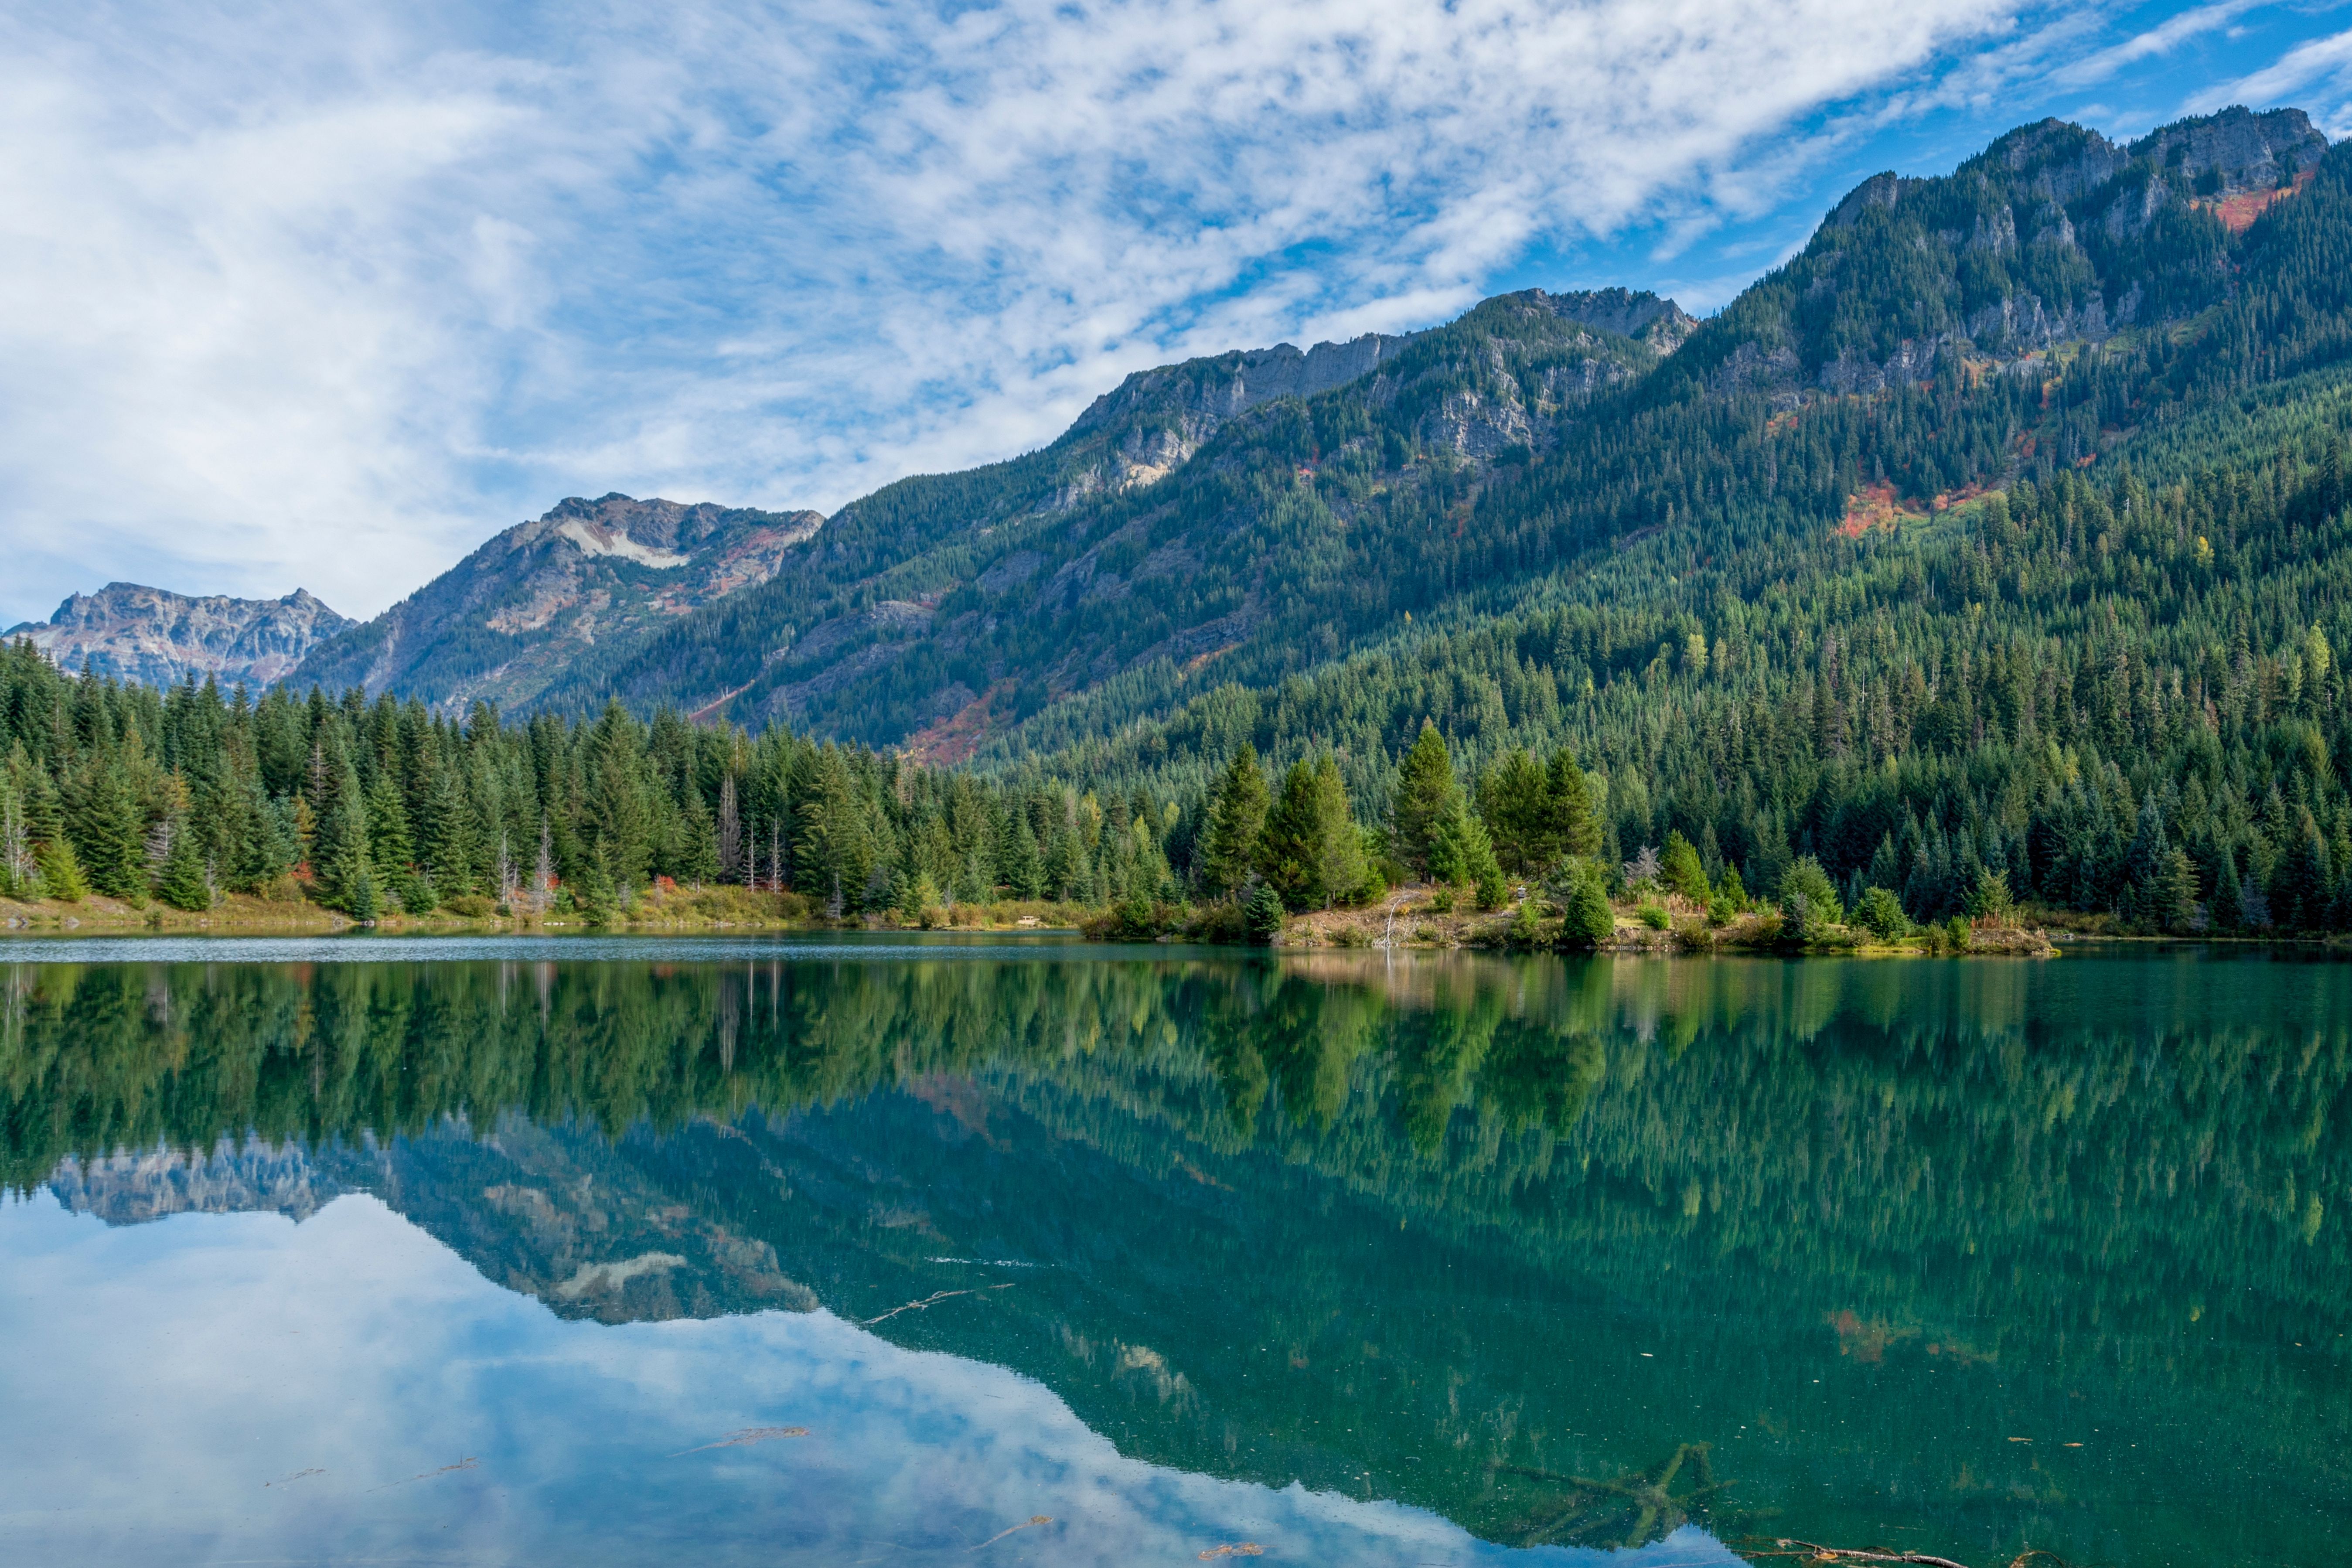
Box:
0, 1190, 1740, 1567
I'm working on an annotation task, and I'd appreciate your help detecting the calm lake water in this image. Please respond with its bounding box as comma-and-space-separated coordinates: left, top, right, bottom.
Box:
0, 937, 2345, 1568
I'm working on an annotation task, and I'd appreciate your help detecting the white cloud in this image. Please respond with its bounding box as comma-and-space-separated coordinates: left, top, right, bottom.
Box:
3, 0, 2058, 624
2052, 0, 2266, 87
2188, 25, 2352, 126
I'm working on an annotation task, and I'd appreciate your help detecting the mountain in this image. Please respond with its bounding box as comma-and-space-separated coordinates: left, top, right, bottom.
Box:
528, 98, 2333, 765
531, 287, 1695, 751
3, 583, 351, 689
286, 492, 824, 713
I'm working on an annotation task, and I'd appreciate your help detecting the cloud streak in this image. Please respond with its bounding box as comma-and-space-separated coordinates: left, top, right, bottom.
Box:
0, 0, 2298, 624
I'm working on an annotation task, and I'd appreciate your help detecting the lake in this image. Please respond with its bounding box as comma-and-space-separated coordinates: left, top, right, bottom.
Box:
0, 937, 2345, 1567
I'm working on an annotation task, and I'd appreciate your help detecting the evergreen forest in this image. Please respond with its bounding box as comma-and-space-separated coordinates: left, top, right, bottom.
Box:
10, 106, 2352, 940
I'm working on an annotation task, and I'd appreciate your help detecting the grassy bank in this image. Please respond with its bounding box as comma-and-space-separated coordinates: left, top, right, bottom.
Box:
0, 883, 1095, 940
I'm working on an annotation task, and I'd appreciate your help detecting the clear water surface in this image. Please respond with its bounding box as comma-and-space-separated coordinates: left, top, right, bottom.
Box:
0, 937, 2344, 1567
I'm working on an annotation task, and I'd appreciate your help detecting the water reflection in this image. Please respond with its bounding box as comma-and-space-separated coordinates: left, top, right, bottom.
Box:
1, 944, 2347, 1567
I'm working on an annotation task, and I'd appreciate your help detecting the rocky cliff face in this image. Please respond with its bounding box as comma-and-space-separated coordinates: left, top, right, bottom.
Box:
287, 494, 824, 712
4, 583, 351, 689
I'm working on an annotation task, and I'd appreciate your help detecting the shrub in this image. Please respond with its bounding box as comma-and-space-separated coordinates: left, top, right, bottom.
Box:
1555, 865, 1616, 949
1777, 856, 1844, 941
1639, 903, 1671, 930
1854, 887, 1912, 939
1509, 898, 1543, 946
1243, 883, 1285, 944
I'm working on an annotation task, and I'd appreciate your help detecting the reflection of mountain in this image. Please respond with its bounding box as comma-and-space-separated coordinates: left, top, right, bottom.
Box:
54, 1124, 815, 1325
10, 951, 2351, 1563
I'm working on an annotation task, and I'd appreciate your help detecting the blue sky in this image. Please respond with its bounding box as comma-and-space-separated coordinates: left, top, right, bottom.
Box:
5, 0, 2352, 627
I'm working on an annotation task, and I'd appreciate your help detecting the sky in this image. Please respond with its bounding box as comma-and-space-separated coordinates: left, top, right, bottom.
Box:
5, 0, 2352, 628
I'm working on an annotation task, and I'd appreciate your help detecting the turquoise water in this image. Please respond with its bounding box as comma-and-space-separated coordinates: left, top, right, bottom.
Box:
0, 940, 2345, 1566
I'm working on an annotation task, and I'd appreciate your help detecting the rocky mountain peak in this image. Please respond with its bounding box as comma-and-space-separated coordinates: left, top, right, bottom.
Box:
1520, 287, 1697, 352
2131, 105, 2328, 200
4, 581, 352, 689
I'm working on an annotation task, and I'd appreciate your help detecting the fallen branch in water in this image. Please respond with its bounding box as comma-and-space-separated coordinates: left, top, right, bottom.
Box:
366, 1456, 478, 1493
865, 1283, 1014, 1326
1738, 1536, 2075, 1568
970, 1515, 1052, 1551
668, 1425, 810, 1457
1199, 1545, 1266, 1559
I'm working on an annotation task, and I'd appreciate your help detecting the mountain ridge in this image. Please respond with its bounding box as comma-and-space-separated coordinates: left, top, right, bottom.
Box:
4, 582, 351, 690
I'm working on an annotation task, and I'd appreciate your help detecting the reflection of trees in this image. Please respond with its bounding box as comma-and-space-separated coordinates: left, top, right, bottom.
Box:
6, 950, 2349, 1560
8, 954, 2347, 1340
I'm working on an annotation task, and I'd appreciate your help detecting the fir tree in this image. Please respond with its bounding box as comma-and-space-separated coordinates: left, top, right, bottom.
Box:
1391, 723, 1459, 879
153, 818, 212, 911
1200, 744, 1271, 899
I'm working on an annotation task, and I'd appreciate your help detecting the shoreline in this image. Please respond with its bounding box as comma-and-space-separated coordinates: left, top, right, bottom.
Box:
6, 887, 2344, 957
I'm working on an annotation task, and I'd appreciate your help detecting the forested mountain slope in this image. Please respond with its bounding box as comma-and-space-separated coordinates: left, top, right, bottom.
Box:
535, 289, 1696, 746
992, 106, 2352, 930
551, 107, 2343, 793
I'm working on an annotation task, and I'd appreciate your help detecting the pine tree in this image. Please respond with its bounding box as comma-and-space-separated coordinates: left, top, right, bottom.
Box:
1391, 723, 1459, 879
313, 761, 372, 914
675, 783, 719, 886
1311, 756, 1367, 907
1260, 761, 1324, 911
153, 818, 212, 911
1200, 743, 1271, 898
1477, 748, 1553, 873
365, 771, 413, 880
68, 756, 147, 902
1545, 750, 1602, 860
717, 773, 743, 880
1002, 814, 1045, 900
38, 837, 89, 902
1553, 861, 1615, 947
1661, 831, 1710, 903
1431, 796, 1506, 908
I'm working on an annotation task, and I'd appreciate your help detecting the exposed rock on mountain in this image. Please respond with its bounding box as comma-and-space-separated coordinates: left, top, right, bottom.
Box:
48, 1141, 346, 1223
4, 583, 350, 689
288, 493, 823, 712
1527, 286, 1698, 352
51, 1128, 818, 1325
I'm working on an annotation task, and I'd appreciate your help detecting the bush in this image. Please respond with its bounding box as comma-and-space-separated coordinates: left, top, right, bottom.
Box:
1638, 903, 1671, 930
1243, 883, 1285, 944
1854, 886, 1912, 939
1556, 866, 1616, 949
1509, 897, 1544, 946
1777, 856, 1845, 941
